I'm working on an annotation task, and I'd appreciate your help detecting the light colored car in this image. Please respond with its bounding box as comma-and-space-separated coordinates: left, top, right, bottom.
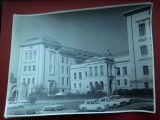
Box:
40, 105, 77, 114
99, 96, 121, 108
79, 99, 108, 112
7, 101, 24, 109
109, 95, 133, 106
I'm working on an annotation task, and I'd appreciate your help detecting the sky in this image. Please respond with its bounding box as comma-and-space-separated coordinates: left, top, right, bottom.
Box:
9, 4, 146, 76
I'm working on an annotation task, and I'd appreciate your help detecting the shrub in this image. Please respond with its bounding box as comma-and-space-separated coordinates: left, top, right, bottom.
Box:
28, 92, 37, 105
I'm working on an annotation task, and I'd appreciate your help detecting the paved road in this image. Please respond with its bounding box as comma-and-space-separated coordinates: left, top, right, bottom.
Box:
6, 98, 154, 115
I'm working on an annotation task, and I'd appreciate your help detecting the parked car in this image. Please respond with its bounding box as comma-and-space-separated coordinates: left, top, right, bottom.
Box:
99, 96, 121, 108
109, 95, 133, 106
40, 105, 77, 114
10, 109, 41, 115
79, 99, 109, 112
7, 101, 24, 109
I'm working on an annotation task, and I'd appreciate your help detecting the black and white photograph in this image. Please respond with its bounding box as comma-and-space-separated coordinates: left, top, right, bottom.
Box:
4, 2, 155, 118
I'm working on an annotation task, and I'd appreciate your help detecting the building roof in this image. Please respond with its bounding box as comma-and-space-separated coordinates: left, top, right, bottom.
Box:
21, 33, 61, 47
123, 5, 151, 16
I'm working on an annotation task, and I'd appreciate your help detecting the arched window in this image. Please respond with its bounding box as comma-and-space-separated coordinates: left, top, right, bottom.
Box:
89, 67, 92, 76
95, 66, 98, 76
100, 65, 104, 75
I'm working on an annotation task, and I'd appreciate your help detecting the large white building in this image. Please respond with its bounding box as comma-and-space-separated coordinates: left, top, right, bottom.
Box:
17, 34, 101, 101
13, 6, 153, 101
123, 6, 153, 89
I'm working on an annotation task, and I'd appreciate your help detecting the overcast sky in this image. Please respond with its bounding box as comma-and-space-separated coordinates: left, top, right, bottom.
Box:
10, 4, 146, 76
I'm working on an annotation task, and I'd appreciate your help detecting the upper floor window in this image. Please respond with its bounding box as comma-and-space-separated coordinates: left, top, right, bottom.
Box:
123, 67, 127, 75
49, 52, 55, 74
79, 72, 82, 79
95, 66, 98, 76
23, 78, 25, 84
24, 66, 26, 71
62, 77, 64, 85
74, 73, 77, 80
29, 52, 32, 60
25, 53, 28, 60
139, 23, 146, 36
100, 65, 104, 75
32, 78, 35, 84
143, 65, 149, 75
33, 65, 36, 71
124, 79, 127, 85
85, 71, 87, 77
117, 67, 120, 75
89, 67, 92, 76
28, 66, 31, 71
66, 67, 69, 74
140, 45, 148, 56
28, 78, 30, 84
79, 83, 81, 88
74, 83, 76, 88
117, 80, 120, 86
62, 57, 64, 63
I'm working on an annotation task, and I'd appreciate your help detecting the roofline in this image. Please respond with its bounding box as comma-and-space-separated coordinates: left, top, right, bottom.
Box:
123, 5, 151, 17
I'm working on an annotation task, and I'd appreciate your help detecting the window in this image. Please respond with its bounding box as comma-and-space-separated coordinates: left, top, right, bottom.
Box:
107, 65, 109, 75
144, 82, 149, 89
23, 79, 25, 84
74, 73, 76, 79
117, 67, 120, 75
95, 66, 98, 76
34, 52, 36, 59
62, 57, 64, 63
143, 66, 149, 75
85, 71, 87, 77
110, 65, 112, 75
62, 77, 64, 85
66, 67, 69, 74
79, 72, 82, 79
29, 52, 32, 60
79, 83, 81, 88
89, 67, 92, 76
140, 45, 148, 56
32, 78, 35, 84
74, 83, 76, 88
49, 52, 55, 74
62, 66, 64, 74
117, 80, 120, 86
25, 53, 28, 60
123, 67, 127, 75
24, 66, 26, 71
139, 23, 146, 36
100, 65, 104, 75
28, 66, 31, 71
33, 65, 36, 71
67, 78, 69, 85
28, 78, 30, 84
124, 79, 127, 85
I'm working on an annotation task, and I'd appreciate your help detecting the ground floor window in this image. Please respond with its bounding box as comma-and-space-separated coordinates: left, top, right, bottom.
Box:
144, 82, 149, 89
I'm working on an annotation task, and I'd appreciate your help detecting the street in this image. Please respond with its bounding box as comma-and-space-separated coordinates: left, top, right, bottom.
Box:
6, 98, 154, 115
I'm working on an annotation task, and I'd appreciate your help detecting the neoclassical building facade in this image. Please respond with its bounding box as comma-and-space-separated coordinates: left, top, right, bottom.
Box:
11, 6, 153, 101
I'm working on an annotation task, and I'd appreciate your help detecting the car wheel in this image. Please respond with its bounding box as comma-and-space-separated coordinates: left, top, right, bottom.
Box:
82, 107, 87, 112
123, 102, 127, 106
97, 107, 103, 112
113, 104, 118, 108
